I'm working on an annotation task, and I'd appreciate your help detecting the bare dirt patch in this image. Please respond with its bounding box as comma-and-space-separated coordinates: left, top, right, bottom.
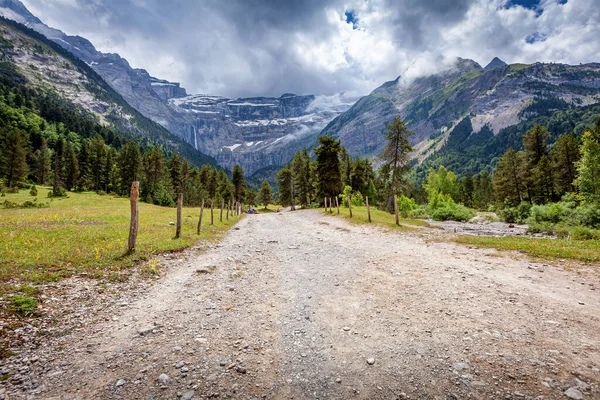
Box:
1, 210, 599, 399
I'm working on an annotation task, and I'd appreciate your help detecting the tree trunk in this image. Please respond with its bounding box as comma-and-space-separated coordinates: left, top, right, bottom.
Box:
128, 181, 139, 252
175, 193, 183, 238
394, 194, 399, 226
335, 196, 340, 214
197, 199, 204, 234
324, 197, 327, 212
226, 199, 230, 220
220, 198, 224, 222
366, 196, 371, 223
210, 200, 214, 225
348, 196, 352, 218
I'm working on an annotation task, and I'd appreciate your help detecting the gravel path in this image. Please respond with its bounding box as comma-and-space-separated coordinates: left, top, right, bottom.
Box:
1, 210, 599, 399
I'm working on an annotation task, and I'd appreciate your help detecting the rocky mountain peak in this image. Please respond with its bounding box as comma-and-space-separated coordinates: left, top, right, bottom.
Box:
0, 0, 40, 25
484, 57, 507, 71
455, 57, 483, 72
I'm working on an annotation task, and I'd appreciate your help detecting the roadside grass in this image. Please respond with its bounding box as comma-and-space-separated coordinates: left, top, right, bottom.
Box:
453, 235, 600, 263
256, 205, 276, 213
0, 187, 243, 295
322, 205, 430, 230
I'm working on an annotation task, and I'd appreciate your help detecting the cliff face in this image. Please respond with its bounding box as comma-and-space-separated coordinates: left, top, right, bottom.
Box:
0, 15, 216, 166
0, 1, 354, 173
321, 58, 600, 160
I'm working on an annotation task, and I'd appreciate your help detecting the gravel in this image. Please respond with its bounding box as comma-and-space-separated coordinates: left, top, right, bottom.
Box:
1, 210, 598, 399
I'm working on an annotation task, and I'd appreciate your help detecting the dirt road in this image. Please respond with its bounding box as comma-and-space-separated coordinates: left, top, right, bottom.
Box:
2, 210, 599, 399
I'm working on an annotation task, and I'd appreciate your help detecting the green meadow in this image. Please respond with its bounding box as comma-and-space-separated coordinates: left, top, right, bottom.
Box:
0, 187, 243, 294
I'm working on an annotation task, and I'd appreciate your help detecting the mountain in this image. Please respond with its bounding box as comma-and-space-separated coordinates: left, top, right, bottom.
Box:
0, 15, 216, 167
483, 57, 507, 71
169, 92, 355, 173
321, 58, 600, 177
0, 14, 216, 167
0, 0, 354, 174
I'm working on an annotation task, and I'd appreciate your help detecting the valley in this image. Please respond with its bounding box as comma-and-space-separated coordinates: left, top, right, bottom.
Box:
1, 211, 598, 399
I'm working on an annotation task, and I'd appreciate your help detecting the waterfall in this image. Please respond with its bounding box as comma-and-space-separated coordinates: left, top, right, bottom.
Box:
192, 125, 197, 149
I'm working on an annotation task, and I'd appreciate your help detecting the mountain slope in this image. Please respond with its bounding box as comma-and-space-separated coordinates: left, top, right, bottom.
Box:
0, 0, 354, 174
321, 58, 600, 173
0, 14, 216, 166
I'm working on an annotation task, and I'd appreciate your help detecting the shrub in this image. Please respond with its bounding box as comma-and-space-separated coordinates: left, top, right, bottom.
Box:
574, 204, 600, 228
1, 199, 49, 209
96, 190, 107, 196
48, 187, 67, 198
429, 191, 455, 210
351, 191, 364, 207
501, 201, 531, 224
397, 195, 417, 217
10, 295, 38, 317
570, 226, 600, 240
156, 189, 175, 207
431, 204, 476, 222
408, 205, 429, 219
527, 222, 555, 235
29, 185, 38, 196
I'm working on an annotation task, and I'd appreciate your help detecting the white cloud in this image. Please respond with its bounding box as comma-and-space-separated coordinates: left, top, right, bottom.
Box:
19, 0, 600, 98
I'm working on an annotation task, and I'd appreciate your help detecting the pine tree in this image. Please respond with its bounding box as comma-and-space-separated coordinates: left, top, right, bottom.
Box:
1, 128, 29, 188
167, 153, 183, 194
350, 158, 369, 196
142, 146, 165, 201
63, 142, 79, 191
105, 147, 118, 193
276, 167, 294, 208
339, 147, 352, 188
35, 140, 52, 185
258, 179, 273, 209
314, 136, 342, 202
90, 135, 107, 191
52, 137, 65, 195
523, 125, 549, 166
246, 187, 257, 207
292, 149, 312, 208
473, 171, 494, 210
574, 127, 600, 203
552, 132, 579, 195
232, 164, 245, 203
533, 155, 554, 203
118, 142, 142, 195
77, 140, 91, 191
523, 124, 550, 202
216, 169, 232, 207
493, 148, 527, 207
380, 117, 413, 211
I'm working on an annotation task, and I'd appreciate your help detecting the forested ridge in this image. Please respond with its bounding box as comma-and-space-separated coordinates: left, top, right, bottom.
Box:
0, 16, 246, 206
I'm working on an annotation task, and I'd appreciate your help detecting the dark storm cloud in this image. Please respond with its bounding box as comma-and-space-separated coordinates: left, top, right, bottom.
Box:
20, 0, 600, 98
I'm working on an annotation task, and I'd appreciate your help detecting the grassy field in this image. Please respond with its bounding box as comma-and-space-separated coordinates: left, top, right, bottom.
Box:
454, 235, 600, 263
323, 204, 430, 229
0, 187, 243, 294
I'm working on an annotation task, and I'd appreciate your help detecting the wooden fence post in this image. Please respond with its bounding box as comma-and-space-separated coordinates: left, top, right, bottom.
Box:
197, 198, 204, 234
226, 199, 230, 220
210, 199, 214, 225
220, 198, 224, 222
394, 194, 399, 226
128, 181, 139, 252
366, 196, 371, 223
348, 196, 352, 218
335, 196, 340, 214
175, 193, 183, 238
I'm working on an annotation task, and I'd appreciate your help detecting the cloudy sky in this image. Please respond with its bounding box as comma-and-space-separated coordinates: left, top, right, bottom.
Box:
20, 0, 600, 98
